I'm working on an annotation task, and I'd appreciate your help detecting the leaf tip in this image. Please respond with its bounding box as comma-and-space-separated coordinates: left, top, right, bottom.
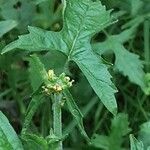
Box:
1, 48, 7, 55
112, 107, 118, 116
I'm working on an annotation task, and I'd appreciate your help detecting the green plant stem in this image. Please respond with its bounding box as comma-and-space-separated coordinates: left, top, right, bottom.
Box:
52, 93, 63, 150
41, 100, 51, 137
144, 19, 150, 72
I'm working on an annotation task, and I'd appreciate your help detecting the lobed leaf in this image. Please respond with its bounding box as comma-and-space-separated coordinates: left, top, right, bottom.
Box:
1, 0, 117, 114
1, 27, 67, 55
91, 113, 131, 150
73, 50, 117, 115
130, 135, 144, 150
139, 121, 150, 149
93, 27, 146, 91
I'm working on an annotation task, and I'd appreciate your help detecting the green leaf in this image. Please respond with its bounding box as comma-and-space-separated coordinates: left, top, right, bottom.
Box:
139, 121, 150, 149
148, 147, 150, 150
1, 0, 117, 114
1, 26, 67, 54
91, 113, 131, 150
130, 0, 144, 16
0, 0, 36, 30
28, 54, 49, 92
40, 51, 67, 75
33, 0, 48, 5
109, 113, 131, 149
93, 27, 146, 91
61, 0, 113, 59
1, 0, 112, 55
114, 44, 145, 89
22, 133, 48, 150
130, 134, 144, 150
0, 111, 24, 150
91, 135, 109, 149
0, 20, 18, 37
22, 95, 46, 135
73, 50, 117, 115
63, 89, 90, 142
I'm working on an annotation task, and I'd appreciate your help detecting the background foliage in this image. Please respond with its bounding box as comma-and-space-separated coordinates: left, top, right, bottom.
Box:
0, 0, 150, 149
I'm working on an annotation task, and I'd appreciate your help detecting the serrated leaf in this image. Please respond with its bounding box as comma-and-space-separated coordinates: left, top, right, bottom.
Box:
22, 95, 46, 135
0, 20, 18, 37
91, 113, 131, 150
111, 113, 131, 137
1, 0, 117, 114
93, 27, 146, 91
1, 26, 67, 54
28, 54, 49, 92
91, 135, 109, 149
73, 50, 117, 115
22, 55, 48, 134
63, 89, 89, 142
0, 111, 24, 150
22, 133, 48, 150
1, 0, 112, 55
130, 121, 150, 150
139, 121, 150, 149
130, 134, 144, 150
114, 43, 145, 89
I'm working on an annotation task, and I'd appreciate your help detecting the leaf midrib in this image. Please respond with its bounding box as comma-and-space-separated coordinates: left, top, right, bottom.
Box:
78, 59, 114, 87
66, 2, 90, 60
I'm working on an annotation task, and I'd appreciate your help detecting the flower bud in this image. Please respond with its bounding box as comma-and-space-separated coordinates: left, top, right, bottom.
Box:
65, 76, 70, 81
53, 84, 63, 92
48, 70, 55, 79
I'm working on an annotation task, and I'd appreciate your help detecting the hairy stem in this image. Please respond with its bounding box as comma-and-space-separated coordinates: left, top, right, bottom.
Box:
52, 93, 63, 150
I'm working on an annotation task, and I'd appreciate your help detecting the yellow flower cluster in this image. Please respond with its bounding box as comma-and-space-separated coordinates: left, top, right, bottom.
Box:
42, 69, 74, 95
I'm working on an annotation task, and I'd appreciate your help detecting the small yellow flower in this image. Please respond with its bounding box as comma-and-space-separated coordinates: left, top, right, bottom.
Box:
44, 88, 49, 93
53, 84, 63, 92
65, 76, 70, 81
42, 70, 74, 95
48, 70, 55, 79
68, 80, 74, 87
42, 86, 45, 89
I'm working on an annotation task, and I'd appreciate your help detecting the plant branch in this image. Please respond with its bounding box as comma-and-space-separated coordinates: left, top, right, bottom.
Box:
52, 93, 63, 150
